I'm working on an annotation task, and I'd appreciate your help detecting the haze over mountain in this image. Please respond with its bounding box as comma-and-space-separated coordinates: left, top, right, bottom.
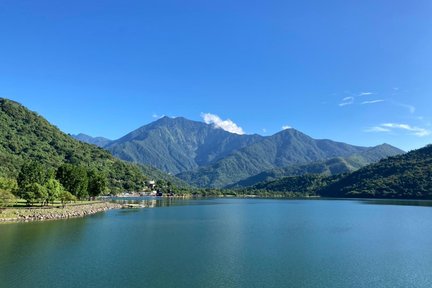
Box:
72, 133, 112, 148
87, 116, 405, 188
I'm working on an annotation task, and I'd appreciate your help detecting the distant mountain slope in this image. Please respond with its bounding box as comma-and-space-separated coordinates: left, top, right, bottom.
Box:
105, 116, 263, 174
72, 133, 112, 147
228, 144, 404, 187
228, 157, 359, 188
245, 174, 343, 196
0, 98, 145, 193
176, 130, 404, 187
139, 164, 190, 188
318, 144, 432, 199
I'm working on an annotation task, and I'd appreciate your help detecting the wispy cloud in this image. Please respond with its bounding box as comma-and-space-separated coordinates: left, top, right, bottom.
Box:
361, 99, 384, 105
395, 103, 416, 114
359, 92, 374, 96
365, 126, 391, 133
262, 128, 267, 133
282, 125, 292, 130
201, 113, 245, 135
339, 96, 354, 107
365, 123, 430, 137
152, 113, 165, 119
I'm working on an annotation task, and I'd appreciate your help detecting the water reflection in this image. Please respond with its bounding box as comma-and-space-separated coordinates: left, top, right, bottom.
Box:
112, 197, 188, 208
359, 199, 432, 208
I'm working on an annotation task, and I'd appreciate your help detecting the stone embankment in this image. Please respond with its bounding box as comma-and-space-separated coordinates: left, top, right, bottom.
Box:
0, 202, 123, 223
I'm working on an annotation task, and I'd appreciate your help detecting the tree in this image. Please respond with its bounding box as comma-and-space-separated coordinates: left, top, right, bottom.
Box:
59, 190, 77, 208
44, 178, 64, 205
22, 183, 48, 206
88, 170, 107, 198
56, 164, 89, 199
0, 177, 17, 207
0, 189, 15, 207
16, 162, 51, 198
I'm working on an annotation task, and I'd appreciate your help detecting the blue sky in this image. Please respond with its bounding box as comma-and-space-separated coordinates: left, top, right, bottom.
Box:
1, 0, 431, 151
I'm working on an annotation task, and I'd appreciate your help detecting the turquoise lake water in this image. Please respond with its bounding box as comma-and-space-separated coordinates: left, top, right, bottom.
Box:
1, 198, 432, 288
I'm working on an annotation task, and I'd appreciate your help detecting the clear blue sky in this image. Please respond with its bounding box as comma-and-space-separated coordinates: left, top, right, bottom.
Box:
1, 0, 431, 151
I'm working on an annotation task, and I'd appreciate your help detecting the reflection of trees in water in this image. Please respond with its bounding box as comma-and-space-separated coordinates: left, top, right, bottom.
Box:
119, 197, 182, 208
362, 199, 432, 207
0, 218, 88, 270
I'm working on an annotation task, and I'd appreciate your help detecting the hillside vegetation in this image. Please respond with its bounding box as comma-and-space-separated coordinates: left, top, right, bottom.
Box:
244, 144, 432, 200
318, 144, 432, 199
0, 98, 145, 193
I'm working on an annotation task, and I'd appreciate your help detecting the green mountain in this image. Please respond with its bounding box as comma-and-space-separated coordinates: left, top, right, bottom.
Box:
103, 116, 403, 188
228, 144, 403, 187
105, 116, 263, 174
318, 144, 432, 199
72, 133, 112, 148
177, 130, 404, 187
240, 174, 343, 197
0, 98, 145, 193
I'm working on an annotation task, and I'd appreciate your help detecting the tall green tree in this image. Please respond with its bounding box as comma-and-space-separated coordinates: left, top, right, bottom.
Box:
88, 170, 107, 198
56, 164, 89, 199
22, 183, 48, 206
12, 163, 49, 205
17, 162, 50, 187
44, 178, 64, 204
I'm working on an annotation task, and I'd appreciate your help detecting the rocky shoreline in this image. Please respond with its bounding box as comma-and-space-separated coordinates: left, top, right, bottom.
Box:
0, 202, 124, 223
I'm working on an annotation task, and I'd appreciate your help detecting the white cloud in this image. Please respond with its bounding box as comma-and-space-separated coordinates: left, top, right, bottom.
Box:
262, 128, 267, 133
361, 99, 384, 105
365, 126, 391, 133
282, 125, 292, 130
201, 113, 245, 135
152, 113, 165, 119
365, 123, 431, 137
339, 96, 354, 107
359, 92, 374, 96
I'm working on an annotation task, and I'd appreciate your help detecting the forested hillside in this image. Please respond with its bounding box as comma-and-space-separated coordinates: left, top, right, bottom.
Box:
0, 98, 145, 193
318, 144, 432, 199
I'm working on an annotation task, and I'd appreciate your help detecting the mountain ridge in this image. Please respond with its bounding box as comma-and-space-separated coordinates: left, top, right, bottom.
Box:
89, 116, 404, 188
72, 133, 112, 148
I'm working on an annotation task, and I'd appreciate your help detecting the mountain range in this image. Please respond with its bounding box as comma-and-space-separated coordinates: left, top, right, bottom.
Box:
74, 116, 404, 188
247, 143, 432, 199
4, 97, 430, 199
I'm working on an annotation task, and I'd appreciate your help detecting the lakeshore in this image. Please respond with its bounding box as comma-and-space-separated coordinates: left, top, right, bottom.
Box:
0, 202, 123, 223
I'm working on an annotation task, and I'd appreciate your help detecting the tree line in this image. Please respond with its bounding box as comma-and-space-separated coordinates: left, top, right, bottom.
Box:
0, 161, 108, 207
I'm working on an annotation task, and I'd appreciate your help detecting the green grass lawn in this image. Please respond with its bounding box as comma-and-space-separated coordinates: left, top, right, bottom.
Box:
3, 199, 102, 208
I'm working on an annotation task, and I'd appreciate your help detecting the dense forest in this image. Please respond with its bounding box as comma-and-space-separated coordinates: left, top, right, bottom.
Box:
244, 144, 432, 200
0, 98, 146, 194
318, 144, 432, 199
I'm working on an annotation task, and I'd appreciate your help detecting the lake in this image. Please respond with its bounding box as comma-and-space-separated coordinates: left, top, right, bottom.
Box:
1, 198, 432, 288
